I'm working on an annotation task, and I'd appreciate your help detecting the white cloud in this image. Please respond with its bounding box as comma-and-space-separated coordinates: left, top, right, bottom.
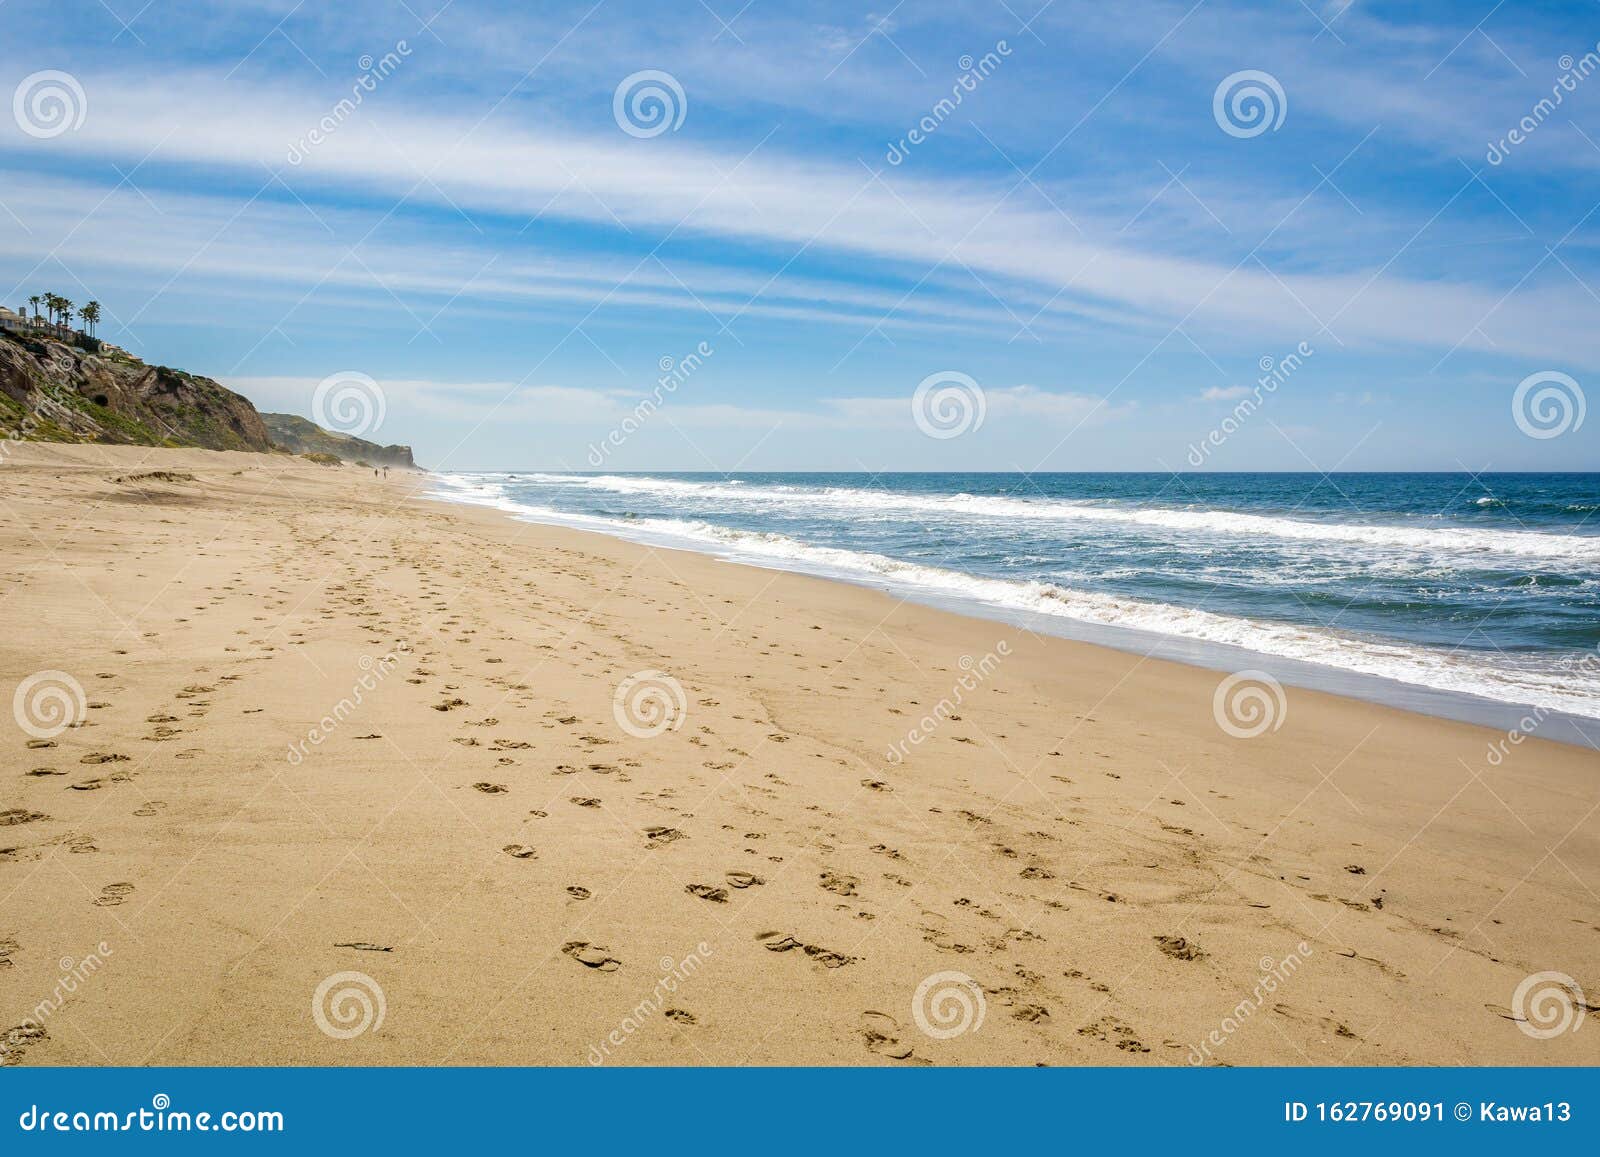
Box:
1198, 385, 1253, 401
10, 70, 1597, 366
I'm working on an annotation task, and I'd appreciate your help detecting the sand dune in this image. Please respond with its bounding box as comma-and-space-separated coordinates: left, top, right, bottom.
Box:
1, 444, 1596, 1066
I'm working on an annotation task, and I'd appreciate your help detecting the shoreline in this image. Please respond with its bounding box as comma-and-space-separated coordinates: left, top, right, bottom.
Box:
2, 444, 1596, 1066
422, 472, 1600, 748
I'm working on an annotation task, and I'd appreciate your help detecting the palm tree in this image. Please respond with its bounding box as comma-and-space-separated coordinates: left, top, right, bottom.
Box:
58, 298, 73, 332
28, 295, 40, 323
81, 301, 100, 337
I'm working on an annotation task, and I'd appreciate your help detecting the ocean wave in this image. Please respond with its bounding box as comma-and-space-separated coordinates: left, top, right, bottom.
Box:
425, 474, 1600, 720
520, 473, 1600, 565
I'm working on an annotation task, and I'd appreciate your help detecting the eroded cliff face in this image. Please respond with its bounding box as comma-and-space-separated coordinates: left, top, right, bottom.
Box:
0, 332, 274, 452
260, 412, 416, 468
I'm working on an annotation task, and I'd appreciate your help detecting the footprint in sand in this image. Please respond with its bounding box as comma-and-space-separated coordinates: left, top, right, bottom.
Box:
1153, 935, 1203, 961
25, 739, 56, 750
1077, 1015, 1149, 1053
860, 1011, 915, 1059
25, 768, 63, 777
472, 782, 508, 794
725, 870, 764, 889
570, 797, 601, 809
819, 871, 859, 897
860, 779, 893, 792
565, 886, 591, 900
0, 809, 46, 827
503, 844, 537, 859
685, 884, 729, 903
644, 826, 687, 848
663, 1009, 697, 1025
79, 753, 129, 765
562, 941, 621, 972
755, 931, 853, 968
0, 1022, 47, 1062
94, 882, 135, 907
132, 801, 166, 818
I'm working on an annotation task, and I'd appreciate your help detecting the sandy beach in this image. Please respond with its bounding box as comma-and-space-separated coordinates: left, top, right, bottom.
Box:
1, 443, 1596, 1067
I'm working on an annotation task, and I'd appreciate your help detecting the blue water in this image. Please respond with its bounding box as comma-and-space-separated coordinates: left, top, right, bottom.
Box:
430, 471, 1600, 732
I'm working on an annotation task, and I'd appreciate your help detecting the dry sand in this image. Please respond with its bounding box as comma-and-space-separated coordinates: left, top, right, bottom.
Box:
1, 443, 1596, 1066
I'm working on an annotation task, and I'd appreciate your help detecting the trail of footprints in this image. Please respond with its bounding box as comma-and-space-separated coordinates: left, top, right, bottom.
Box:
2, 471, 1446, 1065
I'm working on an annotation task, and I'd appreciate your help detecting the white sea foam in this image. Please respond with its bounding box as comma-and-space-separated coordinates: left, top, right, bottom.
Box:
425, 473, 1600, 720
524, 473, 1600, 565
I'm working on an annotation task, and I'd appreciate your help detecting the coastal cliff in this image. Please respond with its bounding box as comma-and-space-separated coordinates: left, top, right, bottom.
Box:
260, 412, 416, 468
0, 330, 273, 452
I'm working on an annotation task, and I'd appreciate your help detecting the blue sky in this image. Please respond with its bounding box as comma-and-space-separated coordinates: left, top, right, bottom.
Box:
2, 0, 1598, 470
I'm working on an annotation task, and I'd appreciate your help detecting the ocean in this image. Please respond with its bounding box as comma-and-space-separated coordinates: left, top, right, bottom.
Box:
428, 471, 1600, 741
